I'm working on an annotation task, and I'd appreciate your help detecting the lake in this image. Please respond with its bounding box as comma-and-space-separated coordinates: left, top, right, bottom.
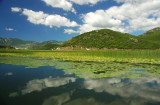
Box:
0, 56, 160, 105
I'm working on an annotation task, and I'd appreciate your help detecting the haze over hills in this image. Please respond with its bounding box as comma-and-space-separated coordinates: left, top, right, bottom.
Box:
0, 27, 160, 49
0, 37, 63, 49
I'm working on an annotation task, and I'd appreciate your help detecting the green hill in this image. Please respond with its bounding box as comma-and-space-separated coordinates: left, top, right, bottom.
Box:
62, 29, 160, 49
139, 27, 160, 44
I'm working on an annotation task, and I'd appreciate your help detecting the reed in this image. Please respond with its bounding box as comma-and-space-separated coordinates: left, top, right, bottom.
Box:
0, 49, 160, 64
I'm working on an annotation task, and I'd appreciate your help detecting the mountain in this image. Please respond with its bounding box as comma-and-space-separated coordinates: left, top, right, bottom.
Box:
139, 27, 160, 44
30, 40, 63, 49
0, 37, 63, 49
0, 37, 36, 49
34, 43, 60, 50
62, 29, 160, 49
41, 40, 63, 44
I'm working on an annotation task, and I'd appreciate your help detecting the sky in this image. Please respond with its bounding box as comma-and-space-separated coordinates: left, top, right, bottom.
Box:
0, 0, 160, 42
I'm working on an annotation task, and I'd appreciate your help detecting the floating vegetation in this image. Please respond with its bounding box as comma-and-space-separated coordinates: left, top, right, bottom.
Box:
0, 56, 160, 79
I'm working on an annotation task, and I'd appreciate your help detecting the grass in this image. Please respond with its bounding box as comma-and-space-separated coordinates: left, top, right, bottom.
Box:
0, 49, 160, 64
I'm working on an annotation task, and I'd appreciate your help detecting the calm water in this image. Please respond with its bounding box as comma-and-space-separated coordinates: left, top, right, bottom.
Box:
0, 57, 160, 105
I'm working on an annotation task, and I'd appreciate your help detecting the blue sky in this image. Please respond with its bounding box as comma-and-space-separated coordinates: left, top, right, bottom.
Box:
0, 0, 160, 42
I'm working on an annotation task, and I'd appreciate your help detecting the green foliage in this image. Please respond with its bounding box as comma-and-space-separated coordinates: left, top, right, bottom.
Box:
62, 29, 160, 49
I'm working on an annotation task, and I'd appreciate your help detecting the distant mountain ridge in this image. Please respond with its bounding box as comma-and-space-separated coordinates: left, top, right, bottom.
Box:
0, 37, 63, 49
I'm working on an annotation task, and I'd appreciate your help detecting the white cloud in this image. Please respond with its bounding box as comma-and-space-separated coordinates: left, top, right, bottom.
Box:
64, 29, 79, 34
5, 28, 15, 31
70, 0, 105, 5
22, 8, 79, 28
11, 7, 22, 12
79, 0, 160, 34
79, 24, 100, 33
83, 10, 122, 27
42, 0, 106, 14
115, 0, 148, 4
79, 10, 123, 33
42, 0, 76, 14
129, 17, 160, 31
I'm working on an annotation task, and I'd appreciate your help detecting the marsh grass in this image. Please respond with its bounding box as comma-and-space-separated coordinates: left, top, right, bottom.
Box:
0, 49, 160, 64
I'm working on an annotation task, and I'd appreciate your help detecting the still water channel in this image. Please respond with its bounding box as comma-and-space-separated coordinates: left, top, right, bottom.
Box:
0, 56, 160, 105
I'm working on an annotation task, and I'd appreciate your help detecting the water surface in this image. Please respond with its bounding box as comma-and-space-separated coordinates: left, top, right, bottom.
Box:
0, 56, 160, 105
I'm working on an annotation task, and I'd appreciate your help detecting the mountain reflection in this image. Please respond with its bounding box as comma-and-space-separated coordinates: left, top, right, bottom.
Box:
42, 92, 73, 105
42, 92, 106, 105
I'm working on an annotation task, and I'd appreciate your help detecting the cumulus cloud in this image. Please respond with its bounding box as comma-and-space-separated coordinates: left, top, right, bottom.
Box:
115, 0, 147, 4
64, 29, 79, 34
42, 0, 76, 14
70, 0, 105, 5
79, 9, 123, 33
79, 0, 160, 33
5, 28, 15, 31
11, 7, 21, 12
42, 0, 105, 14
22, 8, 79, 28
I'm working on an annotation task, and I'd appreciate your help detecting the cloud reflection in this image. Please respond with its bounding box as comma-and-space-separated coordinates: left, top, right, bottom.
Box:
9, 76, 76, 97
5, 72, 13, 76
21, 76, 76, 95
9, 92, 18, 97
84, 77, 160, 104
